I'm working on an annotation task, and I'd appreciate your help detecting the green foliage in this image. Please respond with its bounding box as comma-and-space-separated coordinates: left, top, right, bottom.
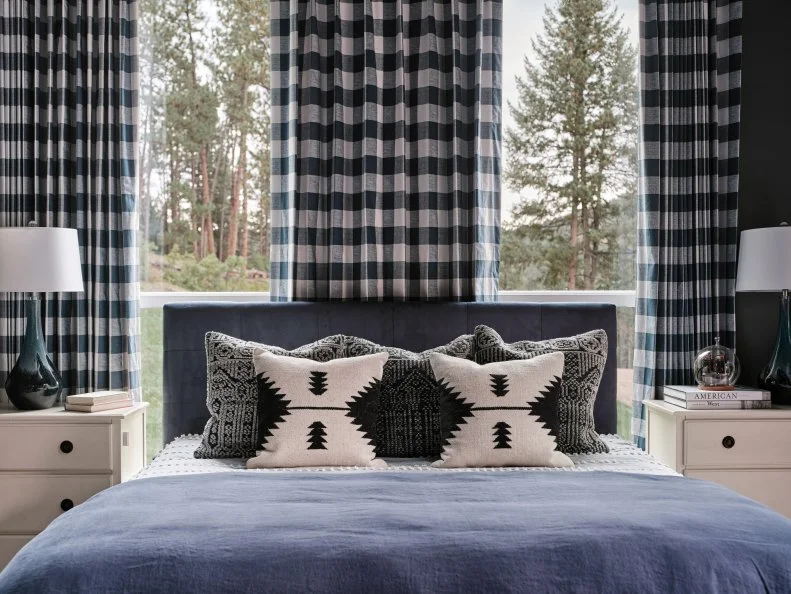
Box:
503, 0, 637, 290
163, 248, 270, 292
616, 401, 632, 440
141, 308, 163, 461
500, 220, 573, 290
247, 254, 270, 273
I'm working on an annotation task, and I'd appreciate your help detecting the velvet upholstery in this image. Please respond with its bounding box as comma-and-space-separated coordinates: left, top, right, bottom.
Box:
162, 302, 617, 443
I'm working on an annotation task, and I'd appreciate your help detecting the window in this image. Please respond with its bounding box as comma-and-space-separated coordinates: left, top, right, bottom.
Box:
500, 0, 639, 439
139, 0, 271, 458
139, 0, 271, 295
140, 0, 639, 460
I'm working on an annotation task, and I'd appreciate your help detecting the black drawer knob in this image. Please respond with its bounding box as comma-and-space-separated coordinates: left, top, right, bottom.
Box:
59, 440, 73, 454
722, 435, 735, 449
60, 499, 74, 512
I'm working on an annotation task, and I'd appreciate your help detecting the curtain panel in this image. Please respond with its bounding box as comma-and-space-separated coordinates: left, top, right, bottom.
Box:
0, 1, 140, 399
633, 0, 742, 446
270, 0, 502, 301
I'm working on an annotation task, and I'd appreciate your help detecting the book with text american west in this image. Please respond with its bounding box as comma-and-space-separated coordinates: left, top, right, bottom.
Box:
663, 385, 770, 401
663, 393, 771, 410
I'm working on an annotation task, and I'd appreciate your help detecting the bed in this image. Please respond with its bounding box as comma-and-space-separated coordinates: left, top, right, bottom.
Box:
1, 302, 790, 593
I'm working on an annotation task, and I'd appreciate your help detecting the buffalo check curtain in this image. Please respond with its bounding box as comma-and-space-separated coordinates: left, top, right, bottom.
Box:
633, 0, 742, 446
0, 1, 140, 400
270, 0, 502, 301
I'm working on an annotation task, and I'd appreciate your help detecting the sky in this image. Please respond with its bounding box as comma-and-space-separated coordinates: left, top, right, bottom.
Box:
500, 0, 640, 220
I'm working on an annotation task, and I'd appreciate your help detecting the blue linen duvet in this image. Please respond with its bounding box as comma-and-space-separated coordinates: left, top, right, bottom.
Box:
1, 471, 790, 594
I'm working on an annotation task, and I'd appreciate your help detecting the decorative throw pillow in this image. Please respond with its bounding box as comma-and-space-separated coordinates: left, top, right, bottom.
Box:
342, 334, 474, 457
428, 352, 572, 468
194, 332, 346, 459
246, 351, 388, 468
472, 325, 609, 455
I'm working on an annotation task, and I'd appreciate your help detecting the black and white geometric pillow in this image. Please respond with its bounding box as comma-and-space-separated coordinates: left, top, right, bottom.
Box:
472, 325, 609, 455
247, 351, 389, 468
429, 352, 572, 468
194, 332, 346, 459
342, 334, 474, 457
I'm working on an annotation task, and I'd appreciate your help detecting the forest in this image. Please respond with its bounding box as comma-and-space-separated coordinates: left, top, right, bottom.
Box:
139, 0, 637, 294
139, 0, 272, 291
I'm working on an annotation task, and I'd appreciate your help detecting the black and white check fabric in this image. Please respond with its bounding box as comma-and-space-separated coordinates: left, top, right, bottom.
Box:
0, 1, 140, 399
269, 0, 502, 301
634, 1, 742, 447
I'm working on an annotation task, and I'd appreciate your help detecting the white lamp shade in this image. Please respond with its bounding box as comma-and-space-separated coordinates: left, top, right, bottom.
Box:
736, 225, 791, 292
0, 227, 84, 293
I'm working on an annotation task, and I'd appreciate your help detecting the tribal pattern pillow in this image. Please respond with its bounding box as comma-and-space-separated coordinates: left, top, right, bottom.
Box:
247, 352, 388, 468
343, 334, 474, 457
194, 332, 345, 459
472, 325, 609, 455
429, 352, 572, 468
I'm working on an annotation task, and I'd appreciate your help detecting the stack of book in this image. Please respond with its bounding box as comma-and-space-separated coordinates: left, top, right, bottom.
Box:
663, 385, 771, 410
64, 391, 132, 413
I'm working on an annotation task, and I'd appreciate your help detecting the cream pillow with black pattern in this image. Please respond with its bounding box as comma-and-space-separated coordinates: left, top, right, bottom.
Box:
472, 325, 609, 455
429, 352, 572, 468
247, 351, 389, 468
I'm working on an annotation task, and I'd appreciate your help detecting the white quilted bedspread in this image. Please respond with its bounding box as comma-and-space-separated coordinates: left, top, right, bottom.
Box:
135, 434, 678, 479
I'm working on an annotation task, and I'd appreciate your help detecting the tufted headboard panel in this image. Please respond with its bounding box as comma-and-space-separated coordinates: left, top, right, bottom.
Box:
162, 302, 618, 443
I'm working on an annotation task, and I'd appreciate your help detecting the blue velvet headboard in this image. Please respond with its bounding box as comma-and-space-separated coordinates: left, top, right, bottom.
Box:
162, 302, 618, 443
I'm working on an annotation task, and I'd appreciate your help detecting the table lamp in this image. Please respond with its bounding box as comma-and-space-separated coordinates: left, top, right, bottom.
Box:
736, 223, 791, 405
0, 225, 84, 409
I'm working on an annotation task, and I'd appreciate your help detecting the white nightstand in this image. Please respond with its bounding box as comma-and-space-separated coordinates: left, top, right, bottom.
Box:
0, 403, 147, 569
645, 399, 791, 517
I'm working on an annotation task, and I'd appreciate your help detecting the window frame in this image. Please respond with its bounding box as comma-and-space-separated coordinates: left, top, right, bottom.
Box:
139, 290, 636, 309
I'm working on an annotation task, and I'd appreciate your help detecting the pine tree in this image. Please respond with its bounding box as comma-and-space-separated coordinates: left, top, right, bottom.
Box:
493, 422, 512, 449
489, 374, 510, 397
214, 0, 270, 260
307, 421, 328, 450
308, 371, 328, 395
141, 0, 219, 259
503, 0, 637, 290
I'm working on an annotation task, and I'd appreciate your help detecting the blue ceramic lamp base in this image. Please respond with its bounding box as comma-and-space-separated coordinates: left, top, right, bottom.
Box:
758, 289, 791, 406
4, 296, 62, 410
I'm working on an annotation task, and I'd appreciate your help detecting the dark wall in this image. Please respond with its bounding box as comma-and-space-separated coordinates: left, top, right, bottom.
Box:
736, 1, 791, 386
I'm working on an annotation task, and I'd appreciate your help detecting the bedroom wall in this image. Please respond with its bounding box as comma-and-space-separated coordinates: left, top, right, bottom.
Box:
735, 0, 791, 386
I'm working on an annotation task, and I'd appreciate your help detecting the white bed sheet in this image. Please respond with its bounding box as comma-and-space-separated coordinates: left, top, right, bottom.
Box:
135, 434, 678, 479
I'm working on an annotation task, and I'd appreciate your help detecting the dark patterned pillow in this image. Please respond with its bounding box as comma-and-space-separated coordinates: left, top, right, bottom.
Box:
472, 325, 609, 455
194, 332, 345, 459
343, 334, 474, 457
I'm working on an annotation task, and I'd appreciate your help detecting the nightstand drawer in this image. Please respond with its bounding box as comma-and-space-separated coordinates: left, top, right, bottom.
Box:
0, 474, 112, 532
684, 420, 791, 468
0, 424, 112, 472
686, 470, 791, 517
